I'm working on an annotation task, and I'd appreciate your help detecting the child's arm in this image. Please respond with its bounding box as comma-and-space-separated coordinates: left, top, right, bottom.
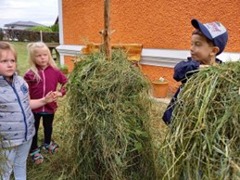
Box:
199, 64, 210, 68
56, 84, 67, 97
55, 72, 68, 97
30, 91, 57, 109
173, 58, 200, 83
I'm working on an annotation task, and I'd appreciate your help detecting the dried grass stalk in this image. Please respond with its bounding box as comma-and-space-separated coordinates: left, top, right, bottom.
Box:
159, 61, 240, 180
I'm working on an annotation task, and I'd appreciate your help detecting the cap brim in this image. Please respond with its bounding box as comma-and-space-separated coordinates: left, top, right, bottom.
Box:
191, 19, 212, 40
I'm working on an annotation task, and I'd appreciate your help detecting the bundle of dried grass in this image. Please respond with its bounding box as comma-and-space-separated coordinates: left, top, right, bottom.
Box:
62, 50, 156, 179
0, 138, 7, 176
159, 61, 240, 179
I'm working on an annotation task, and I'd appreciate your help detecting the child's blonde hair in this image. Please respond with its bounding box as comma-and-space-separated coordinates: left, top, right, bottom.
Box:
0, 41, 17, 61
27, 42, 58, 81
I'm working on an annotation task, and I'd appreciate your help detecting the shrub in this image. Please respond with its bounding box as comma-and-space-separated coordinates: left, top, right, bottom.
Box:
4, 29, 59, 42
50, 24, 59, 32
27, 26, 52, 32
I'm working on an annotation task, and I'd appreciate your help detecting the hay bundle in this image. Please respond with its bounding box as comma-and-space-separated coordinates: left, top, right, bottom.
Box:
0, 138, 7, 176
160, 61, 240, 179
64, 51, 156, 179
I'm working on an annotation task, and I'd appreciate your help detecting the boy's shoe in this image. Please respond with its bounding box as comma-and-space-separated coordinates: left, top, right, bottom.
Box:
30, 148, 44, 165
42, 141, 59, 154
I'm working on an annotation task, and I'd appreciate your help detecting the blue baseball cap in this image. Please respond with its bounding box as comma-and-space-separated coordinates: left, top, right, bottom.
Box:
191, 19, 228, 55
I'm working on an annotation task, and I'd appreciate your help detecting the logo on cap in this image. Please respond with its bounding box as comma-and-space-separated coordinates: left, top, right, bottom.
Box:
204, 22, 226, 38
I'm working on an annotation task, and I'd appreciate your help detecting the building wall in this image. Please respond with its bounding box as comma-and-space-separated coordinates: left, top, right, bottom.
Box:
60, 0, 240, 93
62, 0, 240, 51
64, 56, 75, 71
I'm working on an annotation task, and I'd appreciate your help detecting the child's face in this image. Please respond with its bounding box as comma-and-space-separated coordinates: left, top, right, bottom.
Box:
0, 50, 16, 78
34, 48, 49, 69
190, 34, 215, 65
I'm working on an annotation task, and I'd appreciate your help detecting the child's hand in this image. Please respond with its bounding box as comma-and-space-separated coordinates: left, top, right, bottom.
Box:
53, 91, 63, 97
199, 64, 210, 69
44, 91, 57, 103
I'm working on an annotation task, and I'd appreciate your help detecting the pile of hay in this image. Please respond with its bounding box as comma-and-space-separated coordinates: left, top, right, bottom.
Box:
159, 61, 240, 179
62, 50, 156, 179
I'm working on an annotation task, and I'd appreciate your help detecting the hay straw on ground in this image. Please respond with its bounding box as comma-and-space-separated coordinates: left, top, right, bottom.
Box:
27, 92, 168, 180
28, 50, 157, 180
159, 61, 240, 180
0, 138, 7, 176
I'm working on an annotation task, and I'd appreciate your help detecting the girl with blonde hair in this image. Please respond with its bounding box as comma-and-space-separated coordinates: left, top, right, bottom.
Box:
24, 42, 68, 164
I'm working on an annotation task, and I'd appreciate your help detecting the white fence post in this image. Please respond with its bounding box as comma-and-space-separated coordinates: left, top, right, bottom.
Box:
40, 30, 43, 42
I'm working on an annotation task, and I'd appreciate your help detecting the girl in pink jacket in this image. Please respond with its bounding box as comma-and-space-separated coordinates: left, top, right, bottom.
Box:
24, 42, 67, 164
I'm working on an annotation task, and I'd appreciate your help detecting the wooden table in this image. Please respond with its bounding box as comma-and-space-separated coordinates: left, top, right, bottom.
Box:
46, 43, 60, 61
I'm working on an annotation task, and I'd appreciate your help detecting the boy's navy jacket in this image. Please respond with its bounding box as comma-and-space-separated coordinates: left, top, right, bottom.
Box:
173, 58, 200, 83
162, 57, 222, 125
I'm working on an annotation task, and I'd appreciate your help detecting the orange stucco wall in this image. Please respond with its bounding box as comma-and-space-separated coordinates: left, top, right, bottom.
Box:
62, 0, 240, 93
62, 0, 240, 52
64, 56, 75, 72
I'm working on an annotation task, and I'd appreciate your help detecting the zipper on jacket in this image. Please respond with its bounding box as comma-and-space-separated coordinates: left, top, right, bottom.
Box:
9, 81, 28, 140
42, 70, 46, 112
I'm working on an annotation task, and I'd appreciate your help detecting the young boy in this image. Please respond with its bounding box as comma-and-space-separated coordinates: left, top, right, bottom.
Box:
0, 41, 56, 180
162, 19, 228, 124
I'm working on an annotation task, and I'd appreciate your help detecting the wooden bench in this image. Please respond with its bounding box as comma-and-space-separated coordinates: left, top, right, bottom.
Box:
81, 43, 143, 67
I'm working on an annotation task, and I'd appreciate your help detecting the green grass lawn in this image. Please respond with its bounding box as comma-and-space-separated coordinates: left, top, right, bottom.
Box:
11, 41, 29, 76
